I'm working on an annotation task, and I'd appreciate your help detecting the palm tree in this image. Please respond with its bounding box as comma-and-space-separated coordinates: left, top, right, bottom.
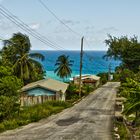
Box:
1, 32, 45, 84
54, 55, 73, 81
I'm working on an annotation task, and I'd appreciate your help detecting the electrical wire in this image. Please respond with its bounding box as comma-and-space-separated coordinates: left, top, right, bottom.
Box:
0, 5, 66, 51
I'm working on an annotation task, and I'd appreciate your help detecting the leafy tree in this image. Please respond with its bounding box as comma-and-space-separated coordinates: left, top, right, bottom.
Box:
0, 75, 23, 96
54, 55, 73, 81
0, 66, 12, 77
114, 69, 134, 83
104, 35, 140, 72
1, 32, 45, 84
0, 66, 23, 121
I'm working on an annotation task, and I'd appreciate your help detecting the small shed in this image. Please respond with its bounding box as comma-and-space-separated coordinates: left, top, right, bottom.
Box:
20, 78, 69, 106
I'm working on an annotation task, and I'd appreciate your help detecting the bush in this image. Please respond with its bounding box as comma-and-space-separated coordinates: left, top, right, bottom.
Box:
97, 73, 108, 85
66, 83, 79, 100
66, 83, 95, 101
0, 96, 20, 121
3, 119, 18, 130
82, 85, 94, 96
114, 69, 134, 83
0, 123, 5, 132
0, 66, 23, 121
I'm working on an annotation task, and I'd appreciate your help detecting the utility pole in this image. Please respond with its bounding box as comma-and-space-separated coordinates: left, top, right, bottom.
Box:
79, 36, 84, 97
108, 63, 111, 81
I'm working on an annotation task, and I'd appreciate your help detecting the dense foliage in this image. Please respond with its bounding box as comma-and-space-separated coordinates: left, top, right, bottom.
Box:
0, 32, 45, 128
120, 78, 140, 123
104, 35, 140, 137
0, 66, 23, 121
1, 32, 45, 85
113, 69, 135, 83
66, 83, 94, 101
104, 35, 140, 72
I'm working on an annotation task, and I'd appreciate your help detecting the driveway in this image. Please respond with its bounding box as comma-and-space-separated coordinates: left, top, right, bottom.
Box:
0, 82, 120, 140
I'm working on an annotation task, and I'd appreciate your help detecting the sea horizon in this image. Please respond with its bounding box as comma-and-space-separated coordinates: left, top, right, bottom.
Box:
31, 50, 121, 81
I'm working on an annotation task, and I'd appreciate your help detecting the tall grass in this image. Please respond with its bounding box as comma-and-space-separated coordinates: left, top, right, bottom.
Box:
0, 101, 71, 132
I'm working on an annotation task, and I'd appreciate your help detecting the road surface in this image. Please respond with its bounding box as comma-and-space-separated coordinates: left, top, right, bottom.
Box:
0, 82, 120, 140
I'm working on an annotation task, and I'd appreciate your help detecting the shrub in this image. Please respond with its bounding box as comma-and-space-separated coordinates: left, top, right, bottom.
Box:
115, 69, 134, 83
66, 83, 79, 100
82, 85, 94, 96
0, 96, 20, 121
3, 119, 18, 130
97, 73, 108, 85
0, 123, 5, 132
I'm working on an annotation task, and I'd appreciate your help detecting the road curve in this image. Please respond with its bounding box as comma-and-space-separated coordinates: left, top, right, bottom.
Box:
0, 82, 120, 140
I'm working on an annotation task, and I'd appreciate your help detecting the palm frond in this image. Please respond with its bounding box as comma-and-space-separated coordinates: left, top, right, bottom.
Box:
29, 58, 44, 70
29, 53, 45, 61
123, 101, 140, 115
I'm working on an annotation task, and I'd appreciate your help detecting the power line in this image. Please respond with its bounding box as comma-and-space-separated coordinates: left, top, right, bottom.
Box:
38, 0, 94, 51
0, 6, 64, 50
0, 5, 66, 51
0, 4, 110, 74
38, 0, 96, 53
38, 0, 81, 37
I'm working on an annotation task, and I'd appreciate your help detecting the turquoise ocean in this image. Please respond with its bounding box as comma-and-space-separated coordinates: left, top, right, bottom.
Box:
32, 50, 120, 81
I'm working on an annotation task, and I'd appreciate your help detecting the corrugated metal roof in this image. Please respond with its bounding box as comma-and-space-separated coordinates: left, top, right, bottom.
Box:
21, 78, 69, 93
73, 74, 100, 81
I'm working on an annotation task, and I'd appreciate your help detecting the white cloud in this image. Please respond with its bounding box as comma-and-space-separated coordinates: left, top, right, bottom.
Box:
29, 23, 40, 30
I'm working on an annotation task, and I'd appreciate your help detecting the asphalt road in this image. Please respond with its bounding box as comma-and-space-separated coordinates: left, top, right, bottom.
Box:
0, 82, 120, 140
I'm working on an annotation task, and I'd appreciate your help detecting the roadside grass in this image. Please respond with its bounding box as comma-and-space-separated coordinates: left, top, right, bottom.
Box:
135, 127, 140, 139
0, 101, 72, 133
0, 84, 96, 133
114, 120, 131, 140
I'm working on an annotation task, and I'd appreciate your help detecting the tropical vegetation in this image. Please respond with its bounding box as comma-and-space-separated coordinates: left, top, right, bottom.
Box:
54, 55, 73, 81
104, 35, 140, 72
0, 32, 49, 132
105, 35, 140, 138
1, 32, 45, 85
66, 83, 94, 101
0, 32, 93, 133
0, 66, 23, 121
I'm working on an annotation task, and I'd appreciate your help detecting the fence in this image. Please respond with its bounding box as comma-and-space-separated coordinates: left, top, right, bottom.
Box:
20, 95, 57, 106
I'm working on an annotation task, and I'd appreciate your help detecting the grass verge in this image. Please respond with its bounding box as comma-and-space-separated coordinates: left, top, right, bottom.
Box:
114, 120, 131, 140
0, 101, 72, 133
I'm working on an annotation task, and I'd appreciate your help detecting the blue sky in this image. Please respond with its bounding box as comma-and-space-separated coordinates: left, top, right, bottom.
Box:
0, 0, 140, 50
